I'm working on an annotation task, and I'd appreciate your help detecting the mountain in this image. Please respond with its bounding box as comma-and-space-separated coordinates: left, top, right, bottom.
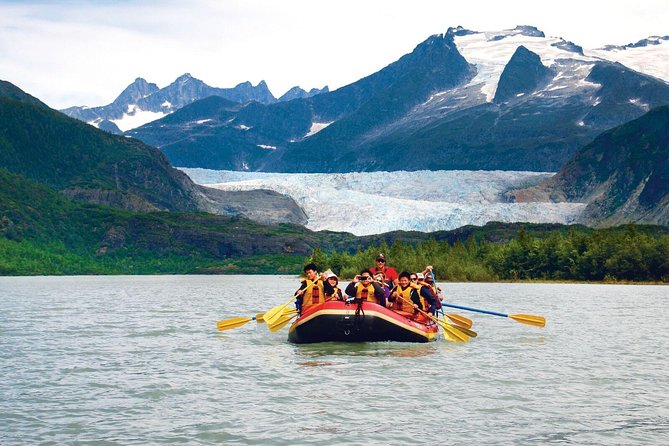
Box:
0, 167, 342, 273
589, 35, 669, 82
61, 74, 278, 133
128, 31, 476, 170
126, 26, 669, 173
278, 85, 329, 101
507, 105, 669, 226
0, 80, 306, 225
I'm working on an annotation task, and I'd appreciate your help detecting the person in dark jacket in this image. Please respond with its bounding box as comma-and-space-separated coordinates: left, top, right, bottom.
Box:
345, 269, 386, 307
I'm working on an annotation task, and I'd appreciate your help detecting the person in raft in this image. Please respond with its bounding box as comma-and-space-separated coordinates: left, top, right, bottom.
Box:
369, 253, 399, 286
420, 266, 443, 309
345, 269, 387, 307
294, 263, 325, 315
323, 270, 344, 301
389, 271, 437, 323
373, 270, 392, 303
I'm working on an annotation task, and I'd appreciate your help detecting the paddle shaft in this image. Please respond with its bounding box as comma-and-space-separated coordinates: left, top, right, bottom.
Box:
442, 302, 509, 318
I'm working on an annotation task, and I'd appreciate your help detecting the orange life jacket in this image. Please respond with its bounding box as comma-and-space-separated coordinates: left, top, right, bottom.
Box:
355, 282, 379, 304
392, 285, 415, 314
301, 278, 324, 308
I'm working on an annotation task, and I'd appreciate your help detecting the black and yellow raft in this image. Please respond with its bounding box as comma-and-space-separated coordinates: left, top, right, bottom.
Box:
287, 300, 439, 344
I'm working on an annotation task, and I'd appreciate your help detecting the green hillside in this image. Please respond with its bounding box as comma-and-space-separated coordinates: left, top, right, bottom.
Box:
0, 86, 198, 212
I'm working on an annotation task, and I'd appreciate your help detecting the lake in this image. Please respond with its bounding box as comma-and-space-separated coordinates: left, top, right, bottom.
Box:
1, 276, 668, 445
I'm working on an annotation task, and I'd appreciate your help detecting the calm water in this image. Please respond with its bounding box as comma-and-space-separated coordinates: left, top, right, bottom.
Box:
1, 276, 668, 445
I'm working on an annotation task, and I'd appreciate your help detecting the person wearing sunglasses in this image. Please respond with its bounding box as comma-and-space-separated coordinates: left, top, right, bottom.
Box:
369, 253, 399, 286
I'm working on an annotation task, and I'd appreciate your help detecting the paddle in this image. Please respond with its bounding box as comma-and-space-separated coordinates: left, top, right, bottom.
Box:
263, 296, 297, 326
443, 312, 473, 329
396, 295, 470, 343
441, 303, 546, 327
267, 311, 298, 332
217, 316, 259, 332
217, 297, 297, 332
428, 270, 473, 329
441, 315, 478, 338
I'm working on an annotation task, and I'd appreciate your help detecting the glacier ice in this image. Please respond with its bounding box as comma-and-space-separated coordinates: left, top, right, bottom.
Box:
181, 168, 587, 236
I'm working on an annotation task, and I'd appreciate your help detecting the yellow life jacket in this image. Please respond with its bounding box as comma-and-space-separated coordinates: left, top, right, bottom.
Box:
302, 278, 324, 308
392, 285, 415, 313
411, 283, 429, 311
355, 283, 379, 304
326, 286, 342, 300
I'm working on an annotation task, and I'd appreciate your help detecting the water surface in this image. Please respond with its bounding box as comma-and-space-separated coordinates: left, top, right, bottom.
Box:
1, 276, 668, 444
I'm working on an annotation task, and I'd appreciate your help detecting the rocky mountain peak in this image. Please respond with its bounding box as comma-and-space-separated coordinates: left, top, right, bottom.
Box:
493, 45, 552, 103
112, 77, 159, 107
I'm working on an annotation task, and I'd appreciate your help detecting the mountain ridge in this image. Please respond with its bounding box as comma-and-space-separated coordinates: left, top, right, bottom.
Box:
0, 80, 307, 225
507, 105, 669, 226
126, 26, 669, 173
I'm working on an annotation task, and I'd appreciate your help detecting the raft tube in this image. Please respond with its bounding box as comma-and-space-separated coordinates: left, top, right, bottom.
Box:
287, 300, 439, 344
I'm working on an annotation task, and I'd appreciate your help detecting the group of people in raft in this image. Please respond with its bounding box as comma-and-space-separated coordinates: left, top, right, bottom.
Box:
294, 253, 443, 324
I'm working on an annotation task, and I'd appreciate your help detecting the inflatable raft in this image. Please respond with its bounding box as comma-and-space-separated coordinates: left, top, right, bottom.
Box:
287, 300, 439, 344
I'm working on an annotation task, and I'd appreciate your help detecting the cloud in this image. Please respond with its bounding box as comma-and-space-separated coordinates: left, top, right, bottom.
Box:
1, 0, 667, 109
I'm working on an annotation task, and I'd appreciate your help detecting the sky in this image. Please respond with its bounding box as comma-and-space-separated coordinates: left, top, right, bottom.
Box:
1, 0, 667, 109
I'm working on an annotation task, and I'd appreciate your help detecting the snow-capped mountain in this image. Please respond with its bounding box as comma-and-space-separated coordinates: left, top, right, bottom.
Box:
181, 168, 586, 236
61, 74, 326, 133
589, 35, 669, 82
128, 25, 669, 174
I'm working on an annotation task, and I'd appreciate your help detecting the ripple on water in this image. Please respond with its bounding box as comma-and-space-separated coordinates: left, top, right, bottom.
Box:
1, 277, 668, 445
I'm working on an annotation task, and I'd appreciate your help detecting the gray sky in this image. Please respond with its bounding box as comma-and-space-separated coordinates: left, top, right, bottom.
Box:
1, 0, 667, 109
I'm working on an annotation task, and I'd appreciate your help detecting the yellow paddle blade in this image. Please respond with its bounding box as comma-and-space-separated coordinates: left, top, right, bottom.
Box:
445, 313, 473, 329
443, 329, 459, 343
255, 313, 265, 323
439, 320, 469, 342
509, 314, 546, 327
263, 297, 296, 325
217, 317, 252, 331
268, 314, 297, 333
454, 325, 478, 338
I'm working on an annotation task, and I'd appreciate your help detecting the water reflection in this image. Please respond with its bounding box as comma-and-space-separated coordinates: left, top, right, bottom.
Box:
294, 341, 438, 360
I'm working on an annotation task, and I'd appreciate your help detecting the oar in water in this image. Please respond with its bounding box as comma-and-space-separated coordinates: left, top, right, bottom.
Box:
429, 270, 473, 329
263, 296, 297, 325
217, 315, 261, 332
396, 295, 470, 343
441, 315, 478, 338
441, 303, 546, 327
443, 312, 473, 329
217, 297, 297, 332
267, 310, 299, 333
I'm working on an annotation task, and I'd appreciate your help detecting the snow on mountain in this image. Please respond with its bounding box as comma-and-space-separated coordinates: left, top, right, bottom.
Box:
110, 105, 166, 132
587, 36, 669, 82
181, 168, 586, 236
452, 26, 597, 102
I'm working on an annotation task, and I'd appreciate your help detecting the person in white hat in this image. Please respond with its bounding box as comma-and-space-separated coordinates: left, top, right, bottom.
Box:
323, 270, 343, 301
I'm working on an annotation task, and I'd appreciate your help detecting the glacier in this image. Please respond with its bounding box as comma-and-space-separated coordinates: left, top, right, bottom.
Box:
182, 168, 587, 236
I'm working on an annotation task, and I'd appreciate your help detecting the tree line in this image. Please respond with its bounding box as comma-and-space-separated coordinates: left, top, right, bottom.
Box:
305, 226, 669, 283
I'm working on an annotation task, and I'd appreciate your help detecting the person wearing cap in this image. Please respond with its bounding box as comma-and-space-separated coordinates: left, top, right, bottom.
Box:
345, 269, 387, 306
369, 253, 399, 286
323, 270, 344, 301
294, 263, 325, 314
